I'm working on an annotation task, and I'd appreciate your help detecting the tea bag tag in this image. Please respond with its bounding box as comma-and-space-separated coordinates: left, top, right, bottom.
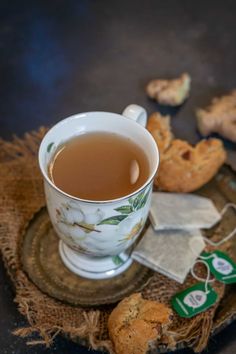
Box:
150, 192, 221, 230
172, 260, 218, 318
201, 250, 236, 284
171, 282, 218, 318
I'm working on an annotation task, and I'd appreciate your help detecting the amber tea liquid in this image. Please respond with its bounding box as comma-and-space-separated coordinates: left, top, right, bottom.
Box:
48, 132, 150, 201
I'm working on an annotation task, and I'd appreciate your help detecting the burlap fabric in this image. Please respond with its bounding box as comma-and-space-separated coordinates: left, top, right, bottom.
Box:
0, 129, 231, 353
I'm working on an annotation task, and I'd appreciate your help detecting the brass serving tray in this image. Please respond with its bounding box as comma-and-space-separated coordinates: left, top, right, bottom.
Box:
21, 207, 153, 306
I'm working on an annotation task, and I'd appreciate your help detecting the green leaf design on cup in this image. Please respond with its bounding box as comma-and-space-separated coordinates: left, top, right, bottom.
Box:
98, 187, 151, 226
114, 205, 133, 214
77, 222, 97, 234
138, 190, 150, 209
98, 215, 128, 225
128, 197, 134, 204
133, 191, 146, 209
47, 142, 54, 153
112, 255, 124, 265
131, 187, 151, 211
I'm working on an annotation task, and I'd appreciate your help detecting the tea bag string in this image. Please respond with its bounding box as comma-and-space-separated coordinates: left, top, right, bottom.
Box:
191, 259, 214, 294
220, 203, 236, 216
189, 203, 236, 261
203, 203, 236, 247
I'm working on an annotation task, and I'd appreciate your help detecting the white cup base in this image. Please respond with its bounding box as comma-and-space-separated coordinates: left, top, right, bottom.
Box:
59, 241, 133, 279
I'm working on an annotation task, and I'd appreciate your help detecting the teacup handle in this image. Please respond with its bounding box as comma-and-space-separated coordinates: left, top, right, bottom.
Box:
122, 104, 147, 127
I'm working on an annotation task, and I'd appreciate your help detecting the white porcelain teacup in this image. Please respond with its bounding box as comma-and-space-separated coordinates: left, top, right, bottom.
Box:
38, 105, 159, 279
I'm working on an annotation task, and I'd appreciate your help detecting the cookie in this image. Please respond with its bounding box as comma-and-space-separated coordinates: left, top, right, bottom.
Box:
147, 112, 173, 156
108, 293, 172, 354
156, 138, 226, 192
196, 90, 236, 142
146, 73, 191, 106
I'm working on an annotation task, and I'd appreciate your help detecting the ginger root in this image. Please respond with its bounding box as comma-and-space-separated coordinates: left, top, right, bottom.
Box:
196, 90, 236, 142
146, 73, 191, 106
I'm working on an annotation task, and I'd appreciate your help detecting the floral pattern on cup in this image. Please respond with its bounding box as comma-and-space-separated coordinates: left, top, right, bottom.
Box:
47, 142, 55, 153
54, 186, 151, 255
45, 141, 57, 167
98, 187, 150, 226
56, 202, 104, 235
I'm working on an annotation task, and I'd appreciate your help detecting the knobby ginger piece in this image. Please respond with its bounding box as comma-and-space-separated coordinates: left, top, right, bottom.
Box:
196, 90, 236, 142
146, 73, 191, 106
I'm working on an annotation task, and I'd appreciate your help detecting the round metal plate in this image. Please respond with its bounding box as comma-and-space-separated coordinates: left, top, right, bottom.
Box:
21, 208, 153, 306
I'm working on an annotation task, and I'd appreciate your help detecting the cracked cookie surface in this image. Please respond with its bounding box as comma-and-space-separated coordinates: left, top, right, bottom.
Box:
108, 293, 172, 354
156, 138, 226, 192
147, 114, 226, 192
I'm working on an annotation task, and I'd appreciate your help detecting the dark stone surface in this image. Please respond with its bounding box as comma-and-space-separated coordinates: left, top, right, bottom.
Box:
0, 0, 235, 353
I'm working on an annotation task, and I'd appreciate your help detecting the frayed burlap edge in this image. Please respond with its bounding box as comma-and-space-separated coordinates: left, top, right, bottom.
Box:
0, 128, 231, 354
0, 128, 114, 353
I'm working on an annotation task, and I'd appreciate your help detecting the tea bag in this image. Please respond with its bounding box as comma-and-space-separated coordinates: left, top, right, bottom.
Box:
132, 226, 205, 283
150, 192, 221, 231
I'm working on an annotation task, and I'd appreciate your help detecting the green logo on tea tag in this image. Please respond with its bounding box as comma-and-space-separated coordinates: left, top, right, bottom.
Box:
202, 250, 236, 284
171, 283, 218, 318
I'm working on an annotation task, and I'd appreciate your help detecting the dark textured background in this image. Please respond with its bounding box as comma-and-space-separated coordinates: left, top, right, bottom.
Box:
0, 0, 235, 353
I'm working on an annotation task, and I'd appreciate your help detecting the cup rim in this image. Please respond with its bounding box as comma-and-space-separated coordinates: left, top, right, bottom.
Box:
38, 111, 159, 204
